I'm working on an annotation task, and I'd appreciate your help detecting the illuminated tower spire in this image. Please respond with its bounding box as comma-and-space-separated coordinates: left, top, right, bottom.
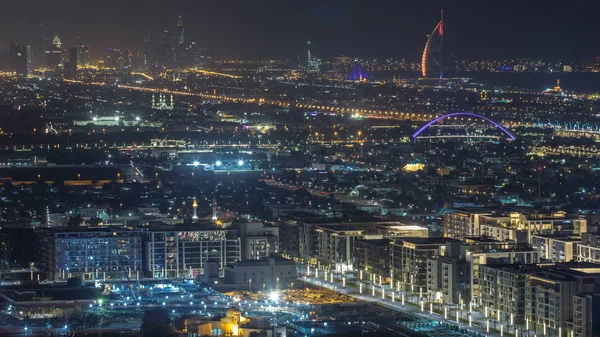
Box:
52, 34, 62, 48
439, 10, 444, 79
175, 16, 185, 65
177, 16, 184, 44
421, 10, 444, 79
192, 195, 198, 220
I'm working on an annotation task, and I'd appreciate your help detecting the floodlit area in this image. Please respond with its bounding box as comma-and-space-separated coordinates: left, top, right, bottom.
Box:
227, 288, 356, 306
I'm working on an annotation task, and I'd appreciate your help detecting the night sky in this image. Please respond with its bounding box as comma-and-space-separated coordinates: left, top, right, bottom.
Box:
1, 0, 599, 60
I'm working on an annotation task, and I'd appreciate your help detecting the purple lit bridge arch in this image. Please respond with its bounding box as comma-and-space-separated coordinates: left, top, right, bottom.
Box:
412, 112, 517, 141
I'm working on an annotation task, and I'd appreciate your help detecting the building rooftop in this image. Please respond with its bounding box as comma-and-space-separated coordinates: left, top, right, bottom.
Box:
355, 238, 392, 247
529, 264, 600, 281
393, 237, 452, 245
568, 267, 600, 274
447, 208, 493, 214
530, 234, 581, 242
385, 225, 428, 231
462, 236, 502, 243
315, 224, 364, 232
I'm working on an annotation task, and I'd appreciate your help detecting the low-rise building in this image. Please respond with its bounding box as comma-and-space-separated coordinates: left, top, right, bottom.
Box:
525, 267, 600, 337
577, 233, 600, 264
479, 264, 528, 326
49, 229, 142, 281
450, 237, 540, 303
278, 220, 301, 258
234, 221, 279, 260
224, 255, 297, 290
531, 234, 580, 262
145, 227, 241, 278
183, 308, 246, 337
426, 256, 470, 305
523, 212, 587, 241
444, 210, 587, 243
354, 239, 392, 281
443, 209, 491, 239
480, 221, 527, 243
571, 292, 600, 337
314, 224, 367, 272
391, 237, 452, 292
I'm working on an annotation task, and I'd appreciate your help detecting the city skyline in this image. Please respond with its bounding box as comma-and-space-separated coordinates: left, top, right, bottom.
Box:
1, 0, 600, 60
2, 2, 600, 336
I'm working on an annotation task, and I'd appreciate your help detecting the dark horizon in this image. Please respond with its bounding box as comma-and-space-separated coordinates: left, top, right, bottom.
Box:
1, 0, 599, 61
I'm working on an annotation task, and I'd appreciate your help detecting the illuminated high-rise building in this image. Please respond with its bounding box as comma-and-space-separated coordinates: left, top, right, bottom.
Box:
177, 16, 185, 45
306, 40, 321, 72
194, 45, 214, 69
0, 45, 6, 71
158, 26, 171, 68
77, 43, 90, 67
144, 20, 158, 71
421, 11, 444, 78
175, 16, 185, 65
45, 34, 62, 70
26, 45, 37, 74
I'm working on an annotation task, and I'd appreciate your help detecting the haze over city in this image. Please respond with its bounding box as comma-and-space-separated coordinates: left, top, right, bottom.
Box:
1, 0, 600, 59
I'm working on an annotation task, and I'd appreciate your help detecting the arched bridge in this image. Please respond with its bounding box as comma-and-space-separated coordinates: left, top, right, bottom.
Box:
413, 112, 517, 141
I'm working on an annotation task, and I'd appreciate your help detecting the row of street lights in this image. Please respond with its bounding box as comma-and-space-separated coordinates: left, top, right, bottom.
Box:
306, 264, 571, 337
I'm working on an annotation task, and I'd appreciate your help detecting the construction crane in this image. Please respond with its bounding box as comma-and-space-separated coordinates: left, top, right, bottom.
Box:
117, 252, 138, 301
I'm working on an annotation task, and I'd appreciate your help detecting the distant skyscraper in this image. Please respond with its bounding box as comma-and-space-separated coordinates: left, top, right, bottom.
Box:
421, 11, 444, 79
175, 16, 185, 65
64, 47, 77, 77
77, 43, 90, 67
144, 20, 158, 71
194, 44, 214, 69
305, 41, 321, 72
45, 34, 62, 70
9, 42, 27, 76
159, 27, 171, 68
177, 16, 185, 45
0, 45, 6, 71
26, 45, 37, 74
